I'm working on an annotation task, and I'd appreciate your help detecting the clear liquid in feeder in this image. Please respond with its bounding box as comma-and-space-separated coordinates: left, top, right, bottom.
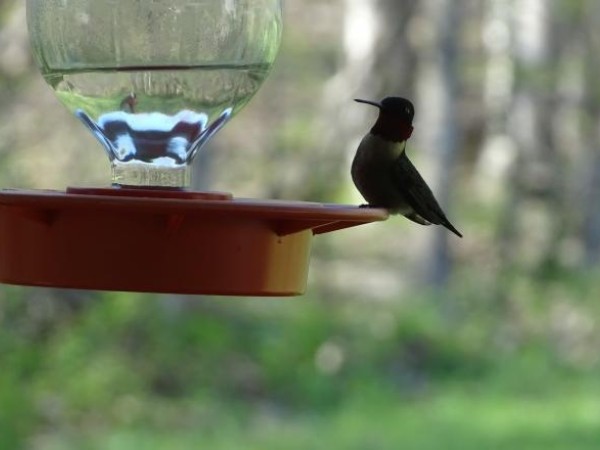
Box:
27, 0, 282, 189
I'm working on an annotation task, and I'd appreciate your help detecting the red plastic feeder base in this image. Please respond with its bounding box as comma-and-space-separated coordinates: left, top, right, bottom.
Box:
0, 188, 387, 296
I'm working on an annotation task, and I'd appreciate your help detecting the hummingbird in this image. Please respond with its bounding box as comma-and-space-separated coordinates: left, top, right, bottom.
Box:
351, 96, 463, 238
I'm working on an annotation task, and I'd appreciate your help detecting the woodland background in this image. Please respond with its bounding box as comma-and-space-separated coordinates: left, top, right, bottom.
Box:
1, 0, 600, 448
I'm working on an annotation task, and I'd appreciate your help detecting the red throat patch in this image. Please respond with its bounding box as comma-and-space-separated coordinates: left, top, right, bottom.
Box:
371, 116, 413, 142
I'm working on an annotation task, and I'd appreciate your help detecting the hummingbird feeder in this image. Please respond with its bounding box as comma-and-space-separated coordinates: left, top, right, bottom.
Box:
0, 0, 387, 296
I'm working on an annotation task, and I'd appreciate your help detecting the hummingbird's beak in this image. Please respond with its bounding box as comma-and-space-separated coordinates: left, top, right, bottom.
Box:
354, 98, 381, 108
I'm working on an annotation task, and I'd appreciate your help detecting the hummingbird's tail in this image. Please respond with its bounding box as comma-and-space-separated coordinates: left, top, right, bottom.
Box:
442, 220, 463, 238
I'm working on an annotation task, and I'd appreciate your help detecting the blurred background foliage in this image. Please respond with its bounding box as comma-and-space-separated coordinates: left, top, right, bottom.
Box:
2, 0, 600, 448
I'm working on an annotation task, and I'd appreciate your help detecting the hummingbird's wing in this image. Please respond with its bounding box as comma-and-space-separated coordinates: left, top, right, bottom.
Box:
405, 212, 432, 226
392, 153, 463, 238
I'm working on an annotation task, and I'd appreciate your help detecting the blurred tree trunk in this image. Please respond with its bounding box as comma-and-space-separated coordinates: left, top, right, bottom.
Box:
479, 0, 519, 313
496, 0, 566, 282
478, 0, 515, 209
416, 0, 463, 287
581, 0, 600, 266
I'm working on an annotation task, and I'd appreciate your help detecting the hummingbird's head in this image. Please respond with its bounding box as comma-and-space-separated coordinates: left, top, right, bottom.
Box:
354, 97, 415, 142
